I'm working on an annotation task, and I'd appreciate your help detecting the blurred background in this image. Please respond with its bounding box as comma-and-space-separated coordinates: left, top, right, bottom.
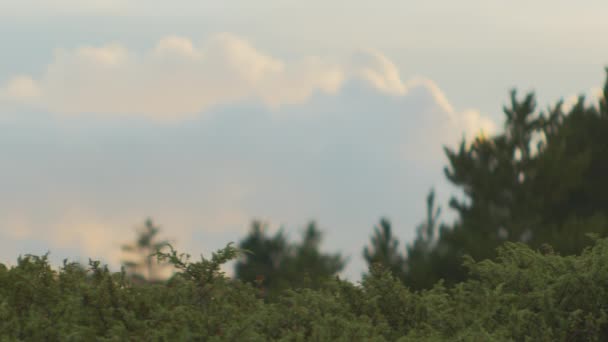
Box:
1, 1, 607, 289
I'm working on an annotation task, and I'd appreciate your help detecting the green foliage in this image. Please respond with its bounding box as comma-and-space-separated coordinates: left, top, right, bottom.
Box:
403, 190, 445, 289
4, 238, 608, 339
235, 220, 346, 299
4, 65, 608, 341
363, 218, 407, 280
400, 69, 608, 289
154, 242, 240, 285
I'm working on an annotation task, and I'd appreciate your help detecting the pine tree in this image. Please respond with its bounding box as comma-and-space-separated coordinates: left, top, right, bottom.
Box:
121, 218, 171, 283
363, 218, 406, 280
401, 68, 608, 288
235, 220, 345, 299
402, 190, 444, 289
287, 222, 345, 288
234, 220, 290, 297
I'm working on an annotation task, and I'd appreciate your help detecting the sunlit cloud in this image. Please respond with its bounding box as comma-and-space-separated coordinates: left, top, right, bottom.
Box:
0, 33, 495, 139
0, 34, 345, 120
2, 76, 42, 100
350, 50, 406, 95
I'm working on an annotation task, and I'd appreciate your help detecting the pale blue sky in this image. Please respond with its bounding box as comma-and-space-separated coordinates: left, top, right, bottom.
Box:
1, 0, 606, 279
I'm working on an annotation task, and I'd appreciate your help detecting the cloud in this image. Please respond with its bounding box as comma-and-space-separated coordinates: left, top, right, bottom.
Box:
0, 33, 494, 138
350, 50, 406, 95
0, 62, 495, 271
0, 207, 128, 266
2, 76, 41, 100
347, 52, 497, 142
52, 214, 124, 265
1, 34, 344, 120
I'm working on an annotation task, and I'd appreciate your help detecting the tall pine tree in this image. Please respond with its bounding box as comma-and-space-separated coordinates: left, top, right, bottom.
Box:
401, 69, 608, 289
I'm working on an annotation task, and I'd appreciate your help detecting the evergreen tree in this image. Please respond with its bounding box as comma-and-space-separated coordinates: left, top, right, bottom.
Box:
121, 218, 171, 283
234, 220, 290, 297
235, 220, 345, 299
403, 190, 444, 289
401, 69, 608, 289
286, 222, 345, 288
363, 218, 406, 280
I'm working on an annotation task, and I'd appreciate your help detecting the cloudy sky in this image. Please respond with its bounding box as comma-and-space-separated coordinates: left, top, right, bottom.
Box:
1, 0, 607, 279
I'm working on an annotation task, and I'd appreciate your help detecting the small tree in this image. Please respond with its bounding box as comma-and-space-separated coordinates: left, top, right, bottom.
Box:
403, 189, 445, 289
121, 218, 171, 283
363, 218, 406, 280
235, 220, 346, 299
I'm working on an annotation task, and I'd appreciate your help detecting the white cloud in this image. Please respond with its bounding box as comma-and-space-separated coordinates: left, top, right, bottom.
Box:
0, 33, 495, 138
351, 50, 406, 95
0, 207, 127, 266
1, 33, 345, 120
2, 76, 41, 100
52, 215, 123, 265
457, 109, 497, 140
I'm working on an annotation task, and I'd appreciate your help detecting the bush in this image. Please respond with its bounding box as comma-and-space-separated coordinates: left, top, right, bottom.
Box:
2, 238, 608, 340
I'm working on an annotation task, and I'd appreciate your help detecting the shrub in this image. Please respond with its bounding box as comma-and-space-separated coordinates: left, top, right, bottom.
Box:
2, 238, 608, 340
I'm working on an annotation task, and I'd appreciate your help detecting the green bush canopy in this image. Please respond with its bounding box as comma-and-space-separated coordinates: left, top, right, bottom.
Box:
2, 238, 608, 341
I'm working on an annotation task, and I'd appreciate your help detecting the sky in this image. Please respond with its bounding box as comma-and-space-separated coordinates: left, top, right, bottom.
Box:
1, 0, 607, 279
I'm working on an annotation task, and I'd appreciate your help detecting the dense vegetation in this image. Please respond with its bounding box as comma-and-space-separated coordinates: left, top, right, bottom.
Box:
2, 69, 608, 339
228, 69, 608, 294
379, 69, 608, 290
2, 238, 608, 340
